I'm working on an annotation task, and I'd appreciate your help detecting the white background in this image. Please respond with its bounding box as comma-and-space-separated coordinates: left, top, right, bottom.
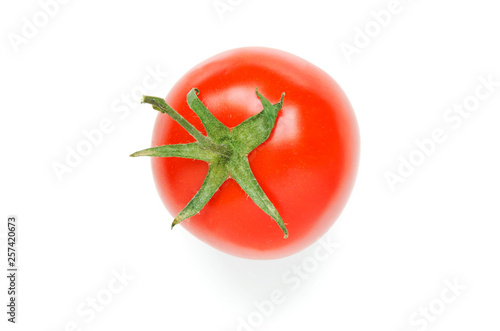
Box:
1, 0, 499, 330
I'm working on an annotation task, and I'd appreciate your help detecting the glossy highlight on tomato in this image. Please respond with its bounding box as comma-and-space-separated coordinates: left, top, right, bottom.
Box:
150, 47, 359, 259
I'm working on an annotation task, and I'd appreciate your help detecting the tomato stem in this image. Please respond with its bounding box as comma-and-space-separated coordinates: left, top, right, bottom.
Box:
132, 89, 289, 238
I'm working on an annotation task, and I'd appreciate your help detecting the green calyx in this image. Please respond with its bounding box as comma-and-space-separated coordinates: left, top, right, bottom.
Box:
131, 88, 288, 238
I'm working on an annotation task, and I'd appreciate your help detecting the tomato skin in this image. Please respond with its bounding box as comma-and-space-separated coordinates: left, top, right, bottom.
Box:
151, 47, 359, 259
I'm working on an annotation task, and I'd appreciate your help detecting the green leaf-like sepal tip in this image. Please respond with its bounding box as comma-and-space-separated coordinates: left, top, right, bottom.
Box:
131, 88, 288, 238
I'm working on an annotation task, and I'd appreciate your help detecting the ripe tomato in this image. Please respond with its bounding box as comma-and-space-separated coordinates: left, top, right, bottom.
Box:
148, 47, 359, 259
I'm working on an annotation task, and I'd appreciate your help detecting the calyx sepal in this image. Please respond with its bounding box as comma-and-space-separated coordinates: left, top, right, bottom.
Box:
131, 88, 288, 238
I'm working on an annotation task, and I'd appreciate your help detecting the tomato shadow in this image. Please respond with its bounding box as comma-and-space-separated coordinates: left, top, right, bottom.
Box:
185, 230, 341, 310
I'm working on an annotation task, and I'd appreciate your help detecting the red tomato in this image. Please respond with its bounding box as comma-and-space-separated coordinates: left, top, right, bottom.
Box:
150, 47, 359, 259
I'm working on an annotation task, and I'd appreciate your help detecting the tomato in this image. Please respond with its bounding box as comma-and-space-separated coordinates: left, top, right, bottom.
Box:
144, 47, 359, 259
